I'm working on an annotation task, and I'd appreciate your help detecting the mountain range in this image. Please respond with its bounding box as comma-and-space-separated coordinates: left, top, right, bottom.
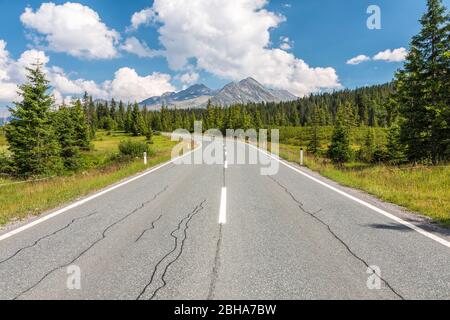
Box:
139, 77, 297, 109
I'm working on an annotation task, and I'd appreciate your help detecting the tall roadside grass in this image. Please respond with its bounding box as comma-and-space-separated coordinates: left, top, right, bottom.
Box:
278, 143, 450, 227
0, 133, 179, 226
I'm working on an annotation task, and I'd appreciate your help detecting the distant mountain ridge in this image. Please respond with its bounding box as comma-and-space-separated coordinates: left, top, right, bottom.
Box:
139, 77, 297, 109
140, 84, 216, 109
211, 77, 297, 106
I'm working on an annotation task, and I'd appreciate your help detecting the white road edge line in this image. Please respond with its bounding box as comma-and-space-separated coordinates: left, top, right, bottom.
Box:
247, 142, 450, 249
219, 187, 227, 224
0, 144, 202, 242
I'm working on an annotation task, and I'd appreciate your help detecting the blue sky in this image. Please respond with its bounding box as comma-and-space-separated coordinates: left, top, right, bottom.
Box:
0, 0, 448, 111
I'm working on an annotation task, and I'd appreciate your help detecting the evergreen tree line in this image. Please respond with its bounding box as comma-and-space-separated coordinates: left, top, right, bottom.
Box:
4, 64, 91, 177
85, 83, 395, 137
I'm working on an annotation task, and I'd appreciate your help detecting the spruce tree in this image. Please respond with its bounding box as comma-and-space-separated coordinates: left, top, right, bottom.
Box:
130, 103, 145, 136
386, 124, 407, 164
5, 63, 62, 177
71, 99, 90, 150
395, 0, 449, 163
308, 104, 320, 155
117, 101, 125, 131
53, 105, 82, 170
253, 108, 263, 131
124, 105, 132, 133
360, 129, 375, 163
87, 96, 97, 138
328, 119, 351, 164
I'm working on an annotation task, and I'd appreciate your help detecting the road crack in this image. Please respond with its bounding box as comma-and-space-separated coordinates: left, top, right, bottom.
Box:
267, 176, 405, 300
13, 185, 169, 300
137, 200, 206, 300
135, 215, 163, 243
0, 211, 98, 265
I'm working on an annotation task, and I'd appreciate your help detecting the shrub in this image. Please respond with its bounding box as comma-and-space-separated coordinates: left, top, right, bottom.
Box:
118, 140, 154, 158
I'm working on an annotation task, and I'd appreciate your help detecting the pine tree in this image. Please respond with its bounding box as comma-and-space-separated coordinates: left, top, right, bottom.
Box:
71, 99, 90, 150
308, 105, 320, 155
360, 129, 375, 162
253, 108, 263, 131
160, 106, 170, 132
386, 124, 407, 164
124, 105, 132, 133
130, 103, 145, 136
328, 119, 351, 164
239, 108, 252, 130
153, 112, 163, 132
117, 101, 125, 131
87, 96, 97, 138
174, 109, 183, 129
5, 63, 62, 177
189, 112, 196, 132
53, 105, 82, 170
110, 99, 117, 119
395, 0, 449, 163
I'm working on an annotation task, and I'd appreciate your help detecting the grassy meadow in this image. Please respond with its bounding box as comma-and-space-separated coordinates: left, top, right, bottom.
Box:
0, 131, 179, 226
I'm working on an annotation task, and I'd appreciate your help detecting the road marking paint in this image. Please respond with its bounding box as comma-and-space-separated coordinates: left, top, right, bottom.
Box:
219, 187, 227, 224
0, 145, 202, 243
224, 160, 228, 169
247, 142, 450, 249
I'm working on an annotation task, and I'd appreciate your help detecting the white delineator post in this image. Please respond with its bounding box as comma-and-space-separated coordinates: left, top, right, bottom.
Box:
300, 148, 304, 166
144, 152, 148, 165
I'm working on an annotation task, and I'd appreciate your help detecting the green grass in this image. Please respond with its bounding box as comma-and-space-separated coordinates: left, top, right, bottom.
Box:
277, 143, 450, 227
0, 131, 178, 226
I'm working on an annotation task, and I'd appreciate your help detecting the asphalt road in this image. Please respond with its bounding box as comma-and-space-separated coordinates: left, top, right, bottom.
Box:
0, 139, 449, 300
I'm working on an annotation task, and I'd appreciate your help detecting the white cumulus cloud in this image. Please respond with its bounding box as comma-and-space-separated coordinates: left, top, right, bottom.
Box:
0, 41, 52, 103
373, 48, 408, 62
105, 68, 176, 103
131, 0, 341, 97
129, 8, 155, 30
121, 37, 161, 58
20, 2, 120, 59
178, 72, 200, 85
346, 54, 371, 65
279, 36, 293, 50
0, 40, 175, 105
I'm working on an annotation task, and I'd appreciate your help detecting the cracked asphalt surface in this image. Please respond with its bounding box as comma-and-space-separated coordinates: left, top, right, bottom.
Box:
0, 140, 449, 299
